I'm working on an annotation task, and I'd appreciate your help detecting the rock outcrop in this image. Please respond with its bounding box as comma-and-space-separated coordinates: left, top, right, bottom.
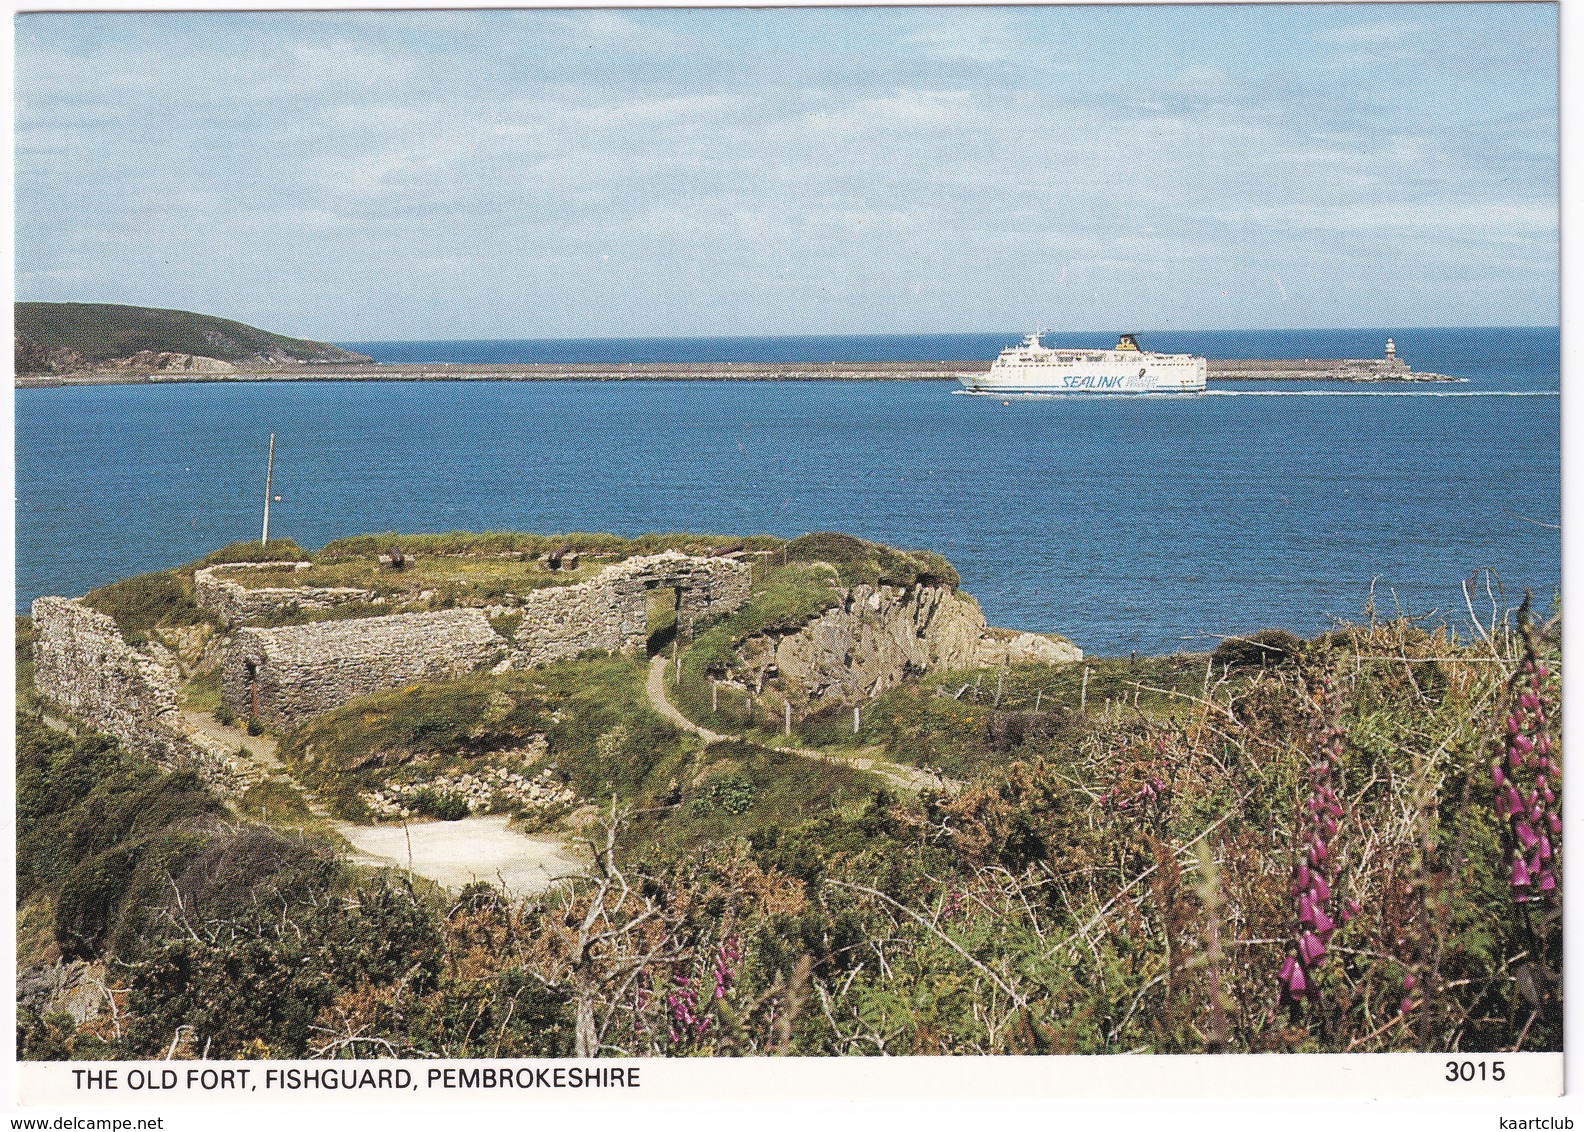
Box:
730, 582, 1080, 704
107, 351, 237, 373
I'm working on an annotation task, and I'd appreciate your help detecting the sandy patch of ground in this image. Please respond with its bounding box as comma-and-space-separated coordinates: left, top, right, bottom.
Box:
335, 814, 587, 897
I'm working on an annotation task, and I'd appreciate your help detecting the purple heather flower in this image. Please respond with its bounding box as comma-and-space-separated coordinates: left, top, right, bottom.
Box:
1346, 898, 1362, 920
1492, 761, 1507, 789
1299, 932, 1325, 965
1311, 874, 1331, 902
1515, 821, 1539, 851
1537, 871, 1557, 893
1312, 907, 1336, 937
1548, 813, 1562, 836
1511, 855, 1531, 888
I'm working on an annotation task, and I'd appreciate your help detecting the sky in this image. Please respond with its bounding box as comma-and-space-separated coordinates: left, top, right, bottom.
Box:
13, 4, 1560, 341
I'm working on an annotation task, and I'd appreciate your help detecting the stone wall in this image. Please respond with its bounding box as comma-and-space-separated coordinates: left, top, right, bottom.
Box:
30, 597, 256, 794
222, 608, 504, 730
731, 582, 1080, 704
195, 562, 374, 627
216, 552, 751, 727
509, 551, 752, 667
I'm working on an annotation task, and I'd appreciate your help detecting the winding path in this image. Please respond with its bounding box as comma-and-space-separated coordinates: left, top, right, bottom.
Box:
645, 656, 957, 794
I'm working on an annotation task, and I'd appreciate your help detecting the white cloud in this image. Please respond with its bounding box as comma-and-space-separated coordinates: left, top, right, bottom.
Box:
12, 7, 1558, 336
1319, 21, 1422, 46
1239, 201, 1556, 234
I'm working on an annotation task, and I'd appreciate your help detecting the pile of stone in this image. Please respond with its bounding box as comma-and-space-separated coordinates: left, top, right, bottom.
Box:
362, 764, 576, 821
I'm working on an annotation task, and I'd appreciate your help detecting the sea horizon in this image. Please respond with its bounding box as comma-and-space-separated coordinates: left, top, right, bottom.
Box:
16, 325, 1560, 653
336, 325, 1562, 369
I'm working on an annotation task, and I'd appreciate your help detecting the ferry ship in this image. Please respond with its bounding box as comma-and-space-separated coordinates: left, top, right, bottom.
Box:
958, 333, 1207, 395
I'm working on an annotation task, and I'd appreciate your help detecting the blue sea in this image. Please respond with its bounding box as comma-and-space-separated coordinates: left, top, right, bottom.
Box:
15, 327, 1560, 656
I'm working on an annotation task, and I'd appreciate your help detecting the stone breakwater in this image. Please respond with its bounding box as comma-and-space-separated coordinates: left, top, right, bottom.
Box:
15, 357, 1461, 387
30, 597, 257, 793
730, 582, 1080, 704
1209, 359, 1461, 383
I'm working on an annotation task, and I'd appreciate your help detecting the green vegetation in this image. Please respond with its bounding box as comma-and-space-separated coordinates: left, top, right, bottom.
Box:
78, 540, 307, 642
16, 611, 1564, 1058
784, 531, 958, 589
16, 616, 37, 713
280, 657, 685, 819
316, 530, 781, 563
16, 716, 227, 960
683, 562, 842, 674
14, 302, 369, 370
17, 528, 1562, 1059
80, 571, 208, 644
193, 539, 310, 568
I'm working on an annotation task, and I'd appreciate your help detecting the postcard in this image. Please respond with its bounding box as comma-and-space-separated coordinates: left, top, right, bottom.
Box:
8, 3, 1567, 1126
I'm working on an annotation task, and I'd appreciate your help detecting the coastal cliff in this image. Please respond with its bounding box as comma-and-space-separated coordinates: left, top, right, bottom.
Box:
14, 301, 372, 375
727, 580, 1080, 704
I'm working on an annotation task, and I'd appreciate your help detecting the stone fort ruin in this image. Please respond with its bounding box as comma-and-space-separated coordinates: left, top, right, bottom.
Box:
218, 551, 750, 729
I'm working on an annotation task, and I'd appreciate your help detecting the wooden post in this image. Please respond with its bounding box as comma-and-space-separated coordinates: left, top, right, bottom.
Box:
784, 700, 791, 736
1080, 667, 1090, 714
853, 705, 860, 734
712, 681, 718, 713
1034, 689, 1042, 713
260, 432, 276, 547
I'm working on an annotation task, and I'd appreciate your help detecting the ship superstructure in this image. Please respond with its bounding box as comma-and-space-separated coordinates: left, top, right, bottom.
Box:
959, 332, 1207, 395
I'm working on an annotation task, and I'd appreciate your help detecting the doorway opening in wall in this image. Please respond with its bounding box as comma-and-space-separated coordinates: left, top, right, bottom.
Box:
646, 585, 682, 657
244, 659, 260, 721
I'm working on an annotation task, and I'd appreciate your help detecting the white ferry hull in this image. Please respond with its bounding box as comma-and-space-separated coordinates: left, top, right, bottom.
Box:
959, 334, 1207, 395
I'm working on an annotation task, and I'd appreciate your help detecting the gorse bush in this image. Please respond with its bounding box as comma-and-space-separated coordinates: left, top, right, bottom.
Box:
406, 787, 471, 822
